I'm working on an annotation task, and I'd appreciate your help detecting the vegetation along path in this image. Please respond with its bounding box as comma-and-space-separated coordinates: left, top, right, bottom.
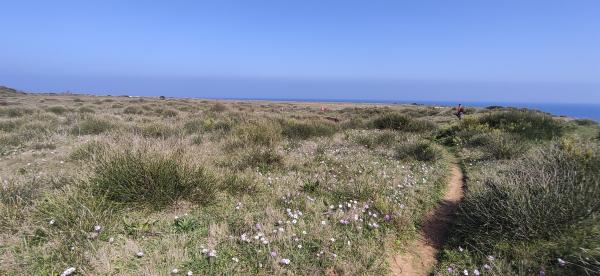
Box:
390, 163, 465, 275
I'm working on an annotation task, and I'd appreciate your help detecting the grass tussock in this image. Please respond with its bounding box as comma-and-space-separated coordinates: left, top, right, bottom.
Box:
91, 147, 218, 208
137, 122, 178, 138
231, 119, 282, 148
72, 117, 114, 135
281, 118, 337, 139
396, 140, 443, 162
372, 113, 437, 132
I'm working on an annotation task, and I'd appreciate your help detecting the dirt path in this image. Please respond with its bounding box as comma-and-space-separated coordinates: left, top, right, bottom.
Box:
389, 163, 464, 275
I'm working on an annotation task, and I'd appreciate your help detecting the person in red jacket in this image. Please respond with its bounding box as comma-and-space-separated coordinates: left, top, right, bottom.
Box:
455, 104, 465, 120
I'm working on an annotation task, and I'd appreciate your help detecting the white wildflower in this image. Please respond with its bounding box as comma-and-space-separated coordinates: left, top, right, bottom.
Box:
60, 267, 76, 276
171, 268, 179, 274
136, 251, 144, 258
280, 258, 291, 265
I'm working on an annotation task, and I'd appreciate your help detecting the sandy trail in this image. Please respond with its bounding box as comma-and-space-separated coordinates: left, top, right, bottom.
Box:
389, 164, 464, 275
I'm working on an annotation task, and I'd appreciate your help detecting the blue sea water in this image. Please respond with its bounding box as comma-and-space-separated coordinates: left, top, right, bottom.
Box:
414, 101, 600, 121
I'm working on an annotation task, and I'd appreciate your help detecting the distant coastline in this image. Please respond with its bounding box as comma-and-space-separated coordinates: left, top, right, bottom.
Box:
206, 97, 600, 121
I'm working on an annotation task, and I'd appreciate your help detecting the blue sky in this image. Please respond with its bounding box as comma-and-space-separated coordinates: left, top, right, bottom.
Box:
1, 0, 599, 103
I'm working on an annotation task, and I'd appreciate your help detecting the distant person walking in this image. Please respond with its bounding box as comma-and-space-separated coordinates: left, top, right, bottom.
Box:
455, 104, 465, 120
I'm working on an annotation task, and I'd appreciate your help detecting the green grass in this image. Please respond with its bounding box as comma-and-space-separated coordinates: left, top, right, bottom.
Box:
281, 118, 337, 139
91, 147, 218, 208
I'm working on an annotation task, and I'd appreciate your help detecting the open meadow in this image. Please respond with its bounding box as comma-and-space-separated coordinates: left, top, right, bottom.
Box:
1, 86, 599, 275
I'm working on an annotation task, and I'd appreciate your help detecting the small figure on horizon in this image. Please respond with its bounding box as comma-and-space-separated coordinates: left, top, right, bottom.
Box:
455, 104, 465, 120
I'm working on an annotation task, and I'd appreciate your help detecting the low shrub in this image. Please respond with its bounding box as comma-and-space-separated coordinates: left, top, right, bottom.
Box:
372, 113, 437, 132
184, 118, 205, 133
137, 123, 178, 138
470, 131, 527, 160
444, 141, 600, 274
91, 148, 218, 207
478, 110, 564, 140
372, 113, 411, 130
281, 119, 337, 139
453, 141, 600, 243
210, 103, 227, 112
396, 140, 442, 162
232, 119, 282, 147
123, 106, 143, 115
78, 106, 95, 113
73, 117, 114, 135
196, 117, 233, 133
46, 106, 67, 115
158, 109, 178, 117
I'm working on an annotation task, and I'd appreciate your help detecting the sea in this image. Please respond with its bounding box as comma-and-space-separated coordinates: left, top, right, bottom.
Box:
223, 98, 600, 121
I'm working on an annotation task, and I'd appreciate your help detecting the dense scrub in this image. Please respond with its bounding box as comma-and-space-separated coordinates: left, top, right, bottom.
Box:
435, 110, 600, 275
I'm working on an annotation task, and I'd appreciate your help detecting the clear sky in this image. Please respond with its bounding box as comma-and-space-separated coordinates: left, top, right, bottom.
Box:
1, 0, 599, 103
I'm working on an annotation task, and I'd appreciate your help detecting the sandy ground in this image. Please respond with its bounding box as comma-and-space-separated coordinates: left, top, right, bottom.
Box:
389, 164, 464, 275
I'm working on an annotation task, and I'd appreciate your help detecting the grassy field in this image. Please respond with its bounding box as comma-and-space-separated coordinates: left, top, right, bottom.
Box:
1, 86, 599, 275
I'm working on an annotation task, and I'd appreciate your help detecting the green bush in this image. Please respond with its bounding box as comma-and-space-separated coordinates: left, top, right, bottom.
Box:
173, 215, 199, 233
73, 117, 114, 135
210, 103, 227, 112
158, 109, 178, 117
478, 110, 564, 140
233, 120, 282, 147
470, 131, 527, 160
372, 113, 437, 132
46, 106, 67, 115
372, 113, 411, 130
445, 141, 600, 274
138, 123, 177, 138
281, 119, 337, 139
123, 106, 143, 115
195, 117, 233, 133
453, 142, 600, 243
395, 140, 442, 162
78, 106, 95, 113
91, 148, 217, 207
